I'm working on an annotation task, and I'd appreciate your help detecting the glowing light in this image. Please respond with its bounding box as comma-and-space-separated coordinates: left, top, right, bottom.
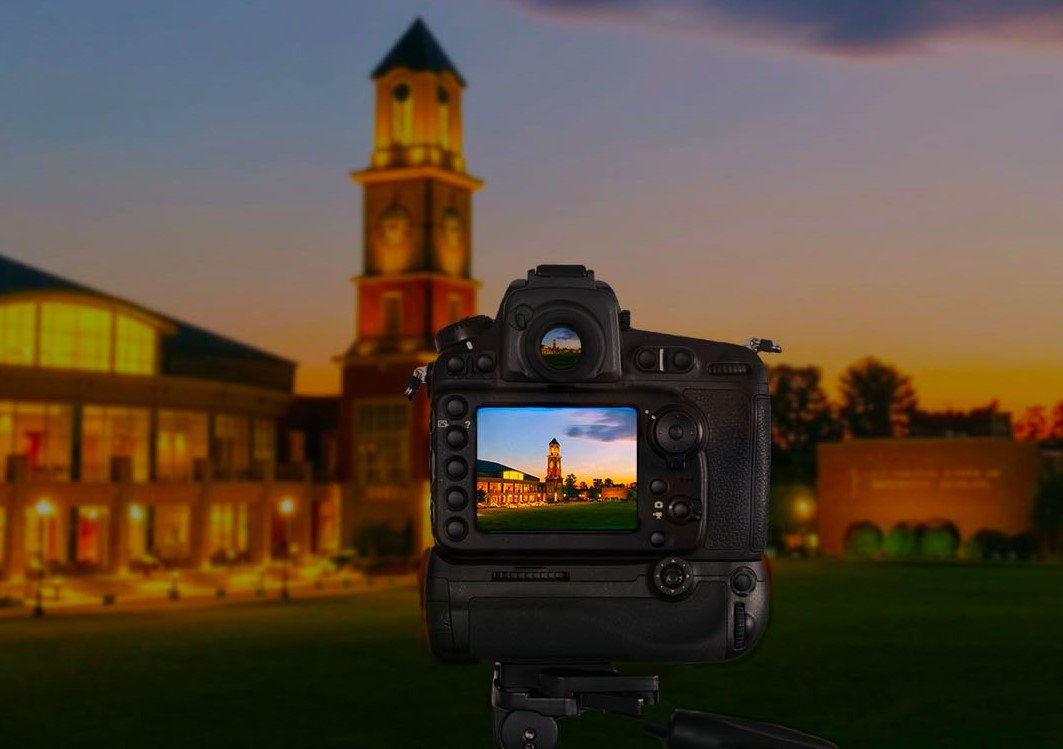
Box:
278, 498, 296, 517
793, 496, 815, 522
34, 498, 55, 517
129, 503, 145, 521
82, 507, 99, 520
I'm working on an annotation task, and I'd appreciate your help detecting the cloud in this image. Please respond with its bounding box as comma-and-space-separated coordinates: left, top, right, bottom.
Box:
564, 409, 637, 442
518, 0, 1063, 55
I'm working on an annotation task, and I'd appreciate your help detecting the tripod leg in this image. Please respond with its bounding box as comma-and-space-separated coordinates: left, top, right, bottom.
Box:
494, 708, 560, 749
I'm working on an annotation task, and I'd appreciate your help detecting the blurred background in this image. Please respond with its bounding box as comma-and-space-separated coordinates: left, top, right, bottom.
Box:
1, 1, 1061, 747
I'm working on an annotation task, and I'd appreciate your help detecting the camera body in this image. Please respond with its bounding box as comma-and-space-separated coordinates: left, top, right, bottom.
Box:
423, 265, 771, 663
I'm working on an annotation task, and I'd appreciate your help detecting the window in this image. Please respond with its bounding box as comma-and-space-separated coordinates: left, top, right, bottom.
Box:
0, 401, 72, 481
208, 502, 248, 555
392, 82, 413, 145
81, 406, 150, 482
253, 418, 276, 465
40, 302, 112, 371
114, 314, 155, 374
382, 292, 402, 336
437, 86, 450, 149
156, 410, 208, 480
0, 302, 36, 365
214, 414, 250, 475
153, 504, 191, 561
354, 401, 410, 485
0, 297, 158, 375
447, 294, 462, 324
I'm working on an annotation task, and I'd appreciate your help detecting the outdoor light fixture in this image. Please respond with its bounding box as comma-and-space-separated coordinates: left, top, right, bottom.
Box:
278, 498, 296, 601
33, 498, 56, 618
128, 504, 145, 521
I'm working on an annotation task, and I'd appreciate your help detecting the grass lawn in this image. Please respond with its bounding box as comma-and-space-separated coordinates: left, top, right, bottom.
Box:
0, 561, 1061, 748
478, 500, 637, 531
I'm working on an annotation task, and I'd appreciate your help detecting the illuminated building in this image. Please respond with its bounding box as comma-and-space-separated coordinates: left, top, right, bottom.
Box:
476, 461, 544, 507
338, 19, 481, 549
0, 255, 339, 578
816, 437, 1041, 555
545, 438, 562, 502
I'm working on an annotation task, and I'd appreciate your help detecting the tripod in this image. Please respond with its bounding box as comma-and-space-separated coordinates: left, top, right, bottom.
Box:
492, 663, 837, 749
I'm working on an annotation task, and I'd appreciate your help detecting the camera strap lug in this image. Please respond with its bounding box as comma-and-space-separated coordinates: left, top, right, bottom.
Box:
746, 338, 783, 354
404, 365, 429, 400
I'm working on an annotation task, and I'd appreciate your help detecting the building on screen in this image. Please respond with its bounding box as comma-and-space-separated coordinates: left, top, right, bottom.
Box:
816, 437, 1041, 555
0, 255, 339, 579
338, 19, 481, 550
476, 461, 543, 507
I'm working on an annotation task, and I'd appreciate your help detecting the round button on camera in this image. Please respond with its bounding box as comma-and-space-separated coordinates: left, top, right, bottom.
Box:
653, 410, 699, 454
672, 349, 694, 372
444, 397, 468, 419
445, 518, 468, 541
650, 531, 666, 547
445, 458, 468, 480
475, 354, 494, 373
730, 568, 757, 596
649, 479, 668, 495
636, 348, 657, 371
445, 487, 468, 511
667, 497, 693, 523
445, 427, 468, 449
445, 356, 465, 374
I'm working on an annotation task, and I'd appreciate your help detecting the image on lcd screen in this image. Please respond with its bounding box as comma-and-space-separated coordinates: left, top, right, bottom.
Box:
476, 406, 638, 532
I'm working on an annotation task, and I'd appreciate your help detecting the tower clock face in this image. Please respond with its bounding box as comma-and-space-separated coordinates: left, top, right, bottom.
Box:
436, 207, 465, 276
375, 204, 413, 273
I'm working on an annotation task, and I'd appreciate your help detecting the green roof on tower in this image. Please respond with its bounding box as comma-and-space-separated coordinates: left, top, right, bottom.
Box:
371, 18, 466, 86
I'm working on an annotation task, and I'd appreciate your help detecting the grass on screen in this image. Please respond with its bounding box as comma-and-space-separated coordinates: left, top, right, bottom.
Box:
477, 500, 637, 531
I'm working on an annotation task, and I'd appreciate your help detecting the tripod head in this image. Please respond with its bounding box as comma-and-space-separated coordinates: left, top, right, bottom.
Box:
492, 663, 836, 749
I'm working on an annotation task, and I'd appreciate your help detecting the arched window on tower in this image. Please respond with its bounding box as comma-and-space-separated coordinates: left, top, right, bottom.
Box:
391, 83, 413, 146
437, 86, 450, 150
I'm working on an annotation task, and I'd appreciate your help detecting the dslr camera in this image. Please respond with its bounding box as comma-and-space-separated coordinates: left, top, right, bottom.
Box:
420, 265, 773, 664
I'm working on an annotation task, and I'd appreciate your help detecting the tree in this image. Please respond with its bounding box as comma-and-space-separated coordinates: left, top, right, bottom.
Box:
1014, 406, 1049, 441
839, 357, 918, 438
1032, 473, 1063, 556
476, 488, 487, 506
768, 365, 840, 451
563, 473, 578, 501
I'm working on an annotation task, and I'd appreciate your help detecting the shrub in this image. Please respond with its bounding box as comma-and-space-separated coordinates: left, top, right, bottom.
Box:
964, 529, 1008, 560
845, 523, 882, 558
1008, 532, 1039, 561
920, 526, 959, 559
883, 525, 918, 559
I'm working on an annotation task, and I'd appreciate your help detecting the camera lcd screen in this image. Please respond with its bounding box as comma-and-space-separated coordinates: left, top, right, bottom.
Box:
475, 406, 638, 532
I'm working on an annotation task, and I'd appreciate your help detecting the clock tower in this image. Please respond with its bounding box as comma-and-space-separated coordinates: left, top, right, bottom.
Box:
339, 19, 482, 551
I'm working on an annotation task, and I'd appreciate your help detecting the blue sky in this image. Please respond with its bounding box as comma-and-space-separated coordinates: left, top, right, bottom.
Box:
2, 1, 1061, 410
478, 407, 637, 485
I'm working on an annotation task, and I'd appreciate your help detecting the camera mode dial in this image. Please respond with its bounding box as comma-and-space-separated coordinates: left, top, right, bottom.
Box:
434, 315, 492, 352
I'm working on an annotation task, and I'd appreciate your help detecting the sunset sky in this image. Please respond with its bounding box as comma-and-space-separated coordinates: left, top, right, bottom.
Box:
2, 1, 1061, 413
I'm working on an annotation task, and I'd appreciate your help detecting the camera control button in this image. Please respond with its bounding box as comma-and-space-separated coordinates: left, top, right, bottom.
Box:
475, 354, 494, 373
635, 348, 658, 371
650, 531, 666, 547
667, 497, 693, 523
672, 349, 694, 372
444, 397, 468, 419
730, 568, 757, 596
445, 356, 465, 374
445, 487, 468, 511
445, 458, 468, 480
653, 411, 699, 454
445, 427, 468, 449
652, 557, 694, 598
649, 479, 668, 495
445, 518, 468, 541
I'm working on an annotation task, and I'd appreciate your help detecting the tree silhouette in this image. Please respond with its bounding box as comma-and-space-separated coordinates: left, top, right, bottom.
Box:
839, 357, 918, 438
563, 473, 578, 500
768, 364, 840, 451
1033, 473, 1063, 556
1014, 406, 1049, 441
